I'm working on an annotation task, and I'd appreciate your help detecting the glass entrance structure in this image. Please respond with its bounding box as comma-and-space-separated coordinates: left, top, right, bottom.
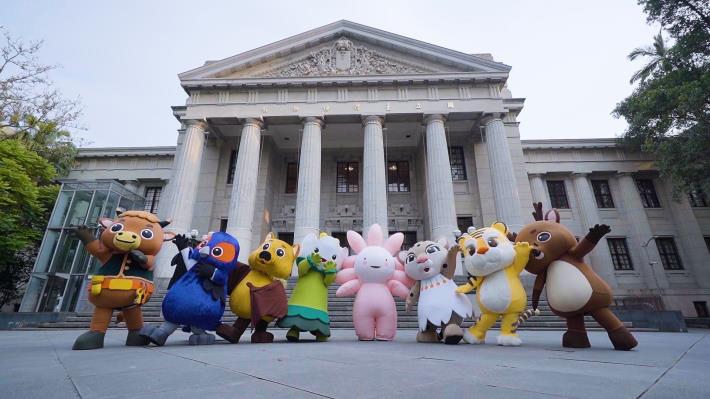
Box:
19, 180, 145, 313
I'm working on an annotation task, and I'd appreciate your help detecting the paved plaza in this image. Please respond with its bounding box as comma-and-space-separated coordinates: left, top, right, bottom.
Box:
0, 329, 708, 398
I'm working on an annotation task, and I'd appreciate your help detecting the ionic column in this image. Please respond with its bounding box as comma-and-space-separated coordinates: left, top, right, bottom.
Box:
226, 118, 263, 261
483, 115, 523, 230
617, 173, 669, 290
362, 115, 388, 235
293, 117, 323, 244
154, 119, 207, 278
529, 173, 549, 209
424, 114, 457, 242
572, 173, 617, 287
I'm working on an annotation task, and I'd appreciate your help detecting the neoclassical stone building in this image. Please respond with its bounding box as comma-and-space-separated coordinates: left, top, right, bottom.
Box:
20, 21, 710, 318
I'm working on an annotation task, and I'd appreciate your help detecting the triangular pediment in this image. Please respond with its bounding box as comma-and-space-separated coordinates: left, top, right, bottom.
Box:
219, 37, 456, 79
179, 20, 510, 82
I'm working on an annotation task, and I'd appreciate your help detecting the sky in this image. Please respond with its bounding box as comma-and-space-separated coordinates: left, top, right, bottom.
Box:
3, 0, 660, 147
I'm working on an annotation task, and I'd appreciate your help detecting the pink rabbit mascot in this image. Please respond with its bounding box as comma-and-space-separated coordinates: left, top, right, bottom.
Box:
335, 224, 413, 341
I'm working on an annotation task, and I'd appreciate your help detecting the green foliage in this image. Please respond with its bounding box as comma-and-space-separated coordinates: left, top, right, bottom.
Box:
13, 118, 78, 177
614, 1, 710, 195
0, 139, 59, 307
0, 247, 36, 309
0, 139, 57, 254
0, 28, 81, 307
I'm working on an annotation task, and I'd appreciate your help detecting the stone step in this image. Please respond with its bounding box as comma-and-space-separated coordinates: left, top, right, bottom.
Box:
34, 276, 616, 331
38, 321, 634, 330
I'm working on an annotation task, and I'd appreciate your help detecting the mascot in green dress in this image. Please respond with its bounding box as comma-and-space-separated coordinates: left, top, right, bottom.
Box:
277, 232, 348, 342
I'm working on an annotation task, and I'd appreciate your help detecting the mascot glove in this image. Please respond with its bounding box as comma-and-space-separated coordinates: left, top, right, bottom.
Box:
129, 249, 148, 266
173, 234, 191, 251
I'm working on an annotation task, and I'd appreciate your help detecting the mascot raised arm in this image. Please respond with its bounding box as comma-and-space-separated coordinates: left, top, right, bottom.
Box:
72, 211, 174, 350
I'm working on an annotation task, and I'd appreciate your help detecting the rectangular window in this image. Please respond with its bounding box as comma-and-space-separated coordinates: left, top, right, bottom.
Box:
457, 216, 474, 235
336, 162, 359, 193
689, 189, 708, 207
226, 150, 237, 184
607, 238, 633, 270
592, 180, 615, 208
285, 162, 298, 194
705, 236, 710, 253
278, 232, 294, 245
546, 180, 570, 209
694, 301, 709, 318
655, 237, 683, 270
449, 147, 467, 181
401, 232, 418, 251
636, 179, 661, 208
143, 187, 162, 214
219, 218, 228, 233
387, 161, 410, 192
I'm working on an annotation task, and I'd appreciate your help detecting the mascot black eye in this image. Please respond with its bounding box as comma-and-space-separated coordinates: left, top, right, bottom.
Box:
276, 248, 285, 257
407, 253, 415, 263
426, 245, 440, 254
262, 243, 270, 250
314, 248, 319, 253
331, 254, 337, 260
110, 223, 124, 233
487, 238, 498, 247
467, 246, 476, 256
140, 229, 154, 239
211, 247, 223, 257
537, 232, 551, 242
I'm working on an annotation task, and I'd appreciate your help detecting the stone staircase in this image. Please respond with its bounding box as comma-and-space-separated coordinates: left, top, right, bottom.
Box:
38, 277, 633, 330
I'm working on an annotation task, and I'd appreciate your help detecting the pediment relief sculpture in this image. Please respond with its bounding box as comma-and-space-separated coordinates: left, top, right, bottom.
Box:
258, 37, 435, 78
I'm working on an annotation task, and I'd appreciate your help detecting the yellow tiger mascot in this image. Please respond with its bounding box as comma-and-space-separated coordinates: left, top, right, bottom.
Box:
455, 222, 532, 346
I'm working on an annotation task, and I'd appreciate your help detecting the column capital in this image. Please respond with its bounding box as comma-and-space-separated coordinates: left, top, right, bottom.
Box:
617, 172, 635, 178
361, 115, 384, 127
240, 117, 264, 129
571, 172, 589, 178
301, 116, 325, 128
423, 113, 446, 125
480, 113, 503, 126
183, 119, 208, 131
528, 173, 545, 179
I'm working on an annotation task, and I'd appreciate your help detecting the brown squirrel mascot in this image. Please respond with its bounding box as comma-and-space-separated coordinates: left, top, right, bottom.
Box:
515, 203, 637, 351
72, 210, 174, 350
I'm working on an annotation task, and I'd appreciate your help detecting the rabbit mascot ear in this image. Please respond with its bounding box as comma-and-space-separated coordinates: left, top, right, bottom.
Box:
336, 224, 412, 341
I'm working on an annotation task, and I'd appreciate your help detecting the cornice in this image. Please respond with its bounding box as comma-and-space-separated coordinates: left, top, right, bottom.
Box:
180, 71, 509, 92
179, 20, 510, 81
76, 146, 176, 158
521, 138, 620, 150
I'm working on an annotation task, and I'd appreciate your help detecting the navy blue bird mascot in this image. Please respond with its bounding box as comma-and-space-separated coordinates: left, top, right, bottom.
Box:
140, 232, 240, 345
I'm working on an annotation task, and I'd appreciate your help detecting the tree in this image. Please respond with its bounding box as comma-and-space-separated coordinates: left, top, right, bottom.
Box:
1, 27, 81, 137
0, 139, 58, 308
0, 28, 81, 309
0, 247, 36, 310
614, 1, 710, 196
628, 31, 669, 84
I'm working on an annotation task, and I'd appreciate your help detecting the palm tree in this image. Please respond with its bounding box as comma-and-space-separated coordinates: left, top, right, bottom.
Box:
628, 31, 669, 84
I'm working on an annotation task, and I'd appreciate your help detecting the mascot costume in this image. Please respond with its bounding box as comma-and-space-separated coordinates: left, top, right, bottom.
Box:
140, 232, 240, 345
335, 224, 412, 341
400, 238, 472, 344
515, 203, 638, 350
455, 222, 532, 346
217, 233, 299, 343
277, 233, 348, 342
72, 211, 174, 350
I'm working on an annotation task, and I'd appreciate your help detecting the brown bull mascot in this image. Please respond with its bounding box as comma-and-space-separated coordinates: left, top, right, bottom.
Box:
72, 210, 174, 350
